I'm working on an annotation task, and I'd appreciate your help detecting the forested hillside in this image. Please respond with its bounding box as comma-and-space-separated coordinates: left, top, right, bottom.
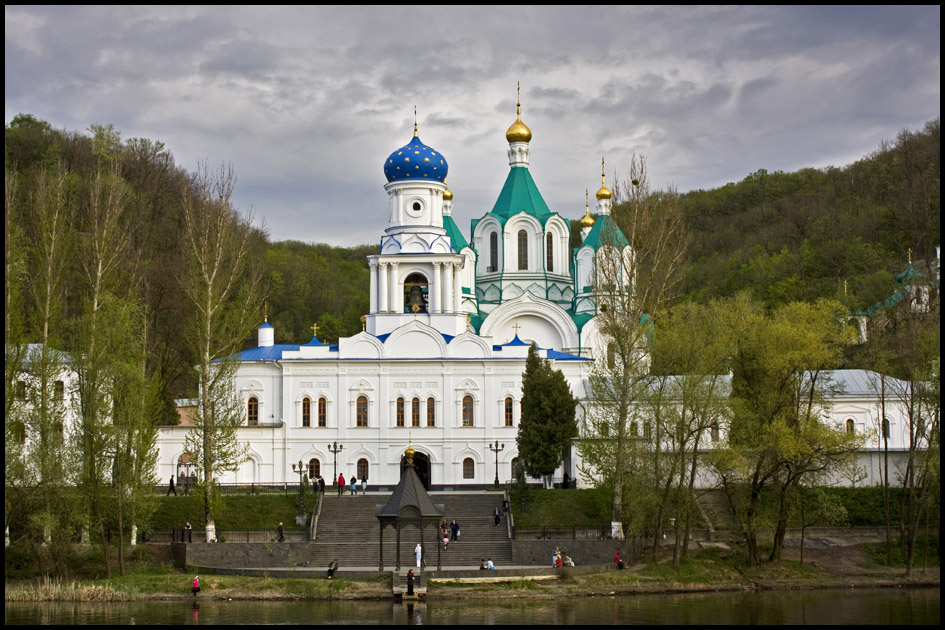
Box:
5, 115, 939, 420
676, 119, 939, 311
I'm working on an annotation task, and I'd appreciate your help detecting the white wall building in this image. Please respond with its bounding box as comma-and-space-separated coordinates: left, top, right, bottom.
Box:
153, 97, 931, 491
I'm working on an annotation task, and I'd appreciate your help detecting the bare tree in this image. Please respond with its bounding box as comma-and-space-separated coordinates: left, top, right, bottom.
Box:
578, 154, 689, 540
179, 162, 263, 543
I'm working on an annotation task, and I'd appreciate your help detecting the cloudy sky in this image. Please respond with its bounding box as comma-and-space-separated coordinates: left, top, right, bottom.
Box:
5, 6, 940, 246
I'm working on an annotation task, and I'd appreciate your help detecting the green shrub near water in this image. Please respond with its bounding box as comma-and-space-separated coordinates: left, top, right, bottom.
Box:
149, 493, 318, 532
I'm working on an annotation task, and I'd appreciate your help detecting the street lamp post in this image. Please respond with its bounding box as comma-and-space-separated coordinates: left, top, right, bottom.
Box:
488, 440, 505, 487
328, 441, 344, 489
291, 460, 306, 525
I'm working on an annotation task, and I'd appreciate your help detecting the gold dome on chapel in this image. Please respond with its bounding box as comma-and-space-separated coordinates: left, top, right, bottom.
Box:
581, 189, 594, 227
443, 186, 453, 201
506, 82, 532, 143
596, 157, 612, 200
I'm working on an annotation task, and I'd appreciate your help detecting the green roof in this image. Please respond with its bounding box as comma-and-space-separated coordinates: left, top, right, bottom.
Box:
486, 166, 553, 226
582, 214, 629, 250
442, 214, 469, 252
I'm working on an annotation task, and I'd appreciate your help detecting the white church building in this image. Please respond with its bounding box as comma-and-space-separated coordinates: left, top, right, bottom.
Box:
153, 97, 928, 491
157, 95, 625, 490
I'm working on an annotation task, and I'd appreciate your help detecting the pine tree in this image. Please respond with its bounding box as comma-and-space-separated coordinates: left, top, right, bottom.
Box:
517, 344, 578, 486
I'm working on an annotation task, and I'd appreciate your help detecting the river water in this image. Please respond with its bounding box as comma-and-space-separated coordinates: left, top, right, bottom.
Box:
4, 587, 939, 625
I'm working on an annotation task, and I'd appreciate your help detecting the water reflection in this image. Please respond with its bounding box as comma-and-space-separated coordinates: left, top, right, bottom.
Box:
4, 587, 939, 625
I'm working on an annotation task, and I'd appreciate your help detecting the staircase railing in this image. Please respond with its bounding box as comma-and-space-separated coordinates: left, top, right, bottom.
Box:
310, 488, 324, 541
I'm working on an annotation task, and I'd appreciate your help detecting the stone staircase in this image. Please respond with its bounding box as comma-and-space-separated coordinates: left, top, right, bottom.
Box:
695, 489, 740, 536
309, 492, 512, 569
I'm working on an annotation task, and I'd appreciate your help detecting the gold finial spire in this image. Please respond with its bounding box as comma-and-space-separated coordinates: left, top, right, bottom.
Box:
360, 315, 366, 332
506, 81, 532, 143
264, 302, 268, 323
908, 248, 912, 265
466, 314, 471, 332
311, 323, 318, 338
844, 279, 848, 296
596, 156, 613, 200
512, 322, 521, 336
413, 106, 418, 137
581, 188, 594, 228
405, 441, 415, 464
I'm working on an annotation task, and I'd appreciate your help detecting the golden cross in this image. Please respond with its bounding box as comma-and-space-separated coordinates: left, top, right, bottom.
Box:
512, 323, 521, 336
311, 323, 318, 338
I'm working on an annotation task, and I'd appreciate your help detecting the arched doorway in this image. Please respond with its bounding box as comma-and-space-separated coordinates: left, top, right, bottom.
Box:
401, 450, 431, 490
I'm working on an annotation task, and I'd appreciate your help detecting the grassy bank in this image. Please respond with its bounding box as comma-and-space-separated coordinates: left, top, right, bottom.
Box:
5, 545, 937, 602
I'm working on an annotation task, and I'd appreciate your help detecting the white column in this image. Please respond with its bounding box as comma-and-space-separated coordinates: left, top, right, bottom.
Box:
453, 262, 462, 312
430, 263, 441, 313
379, 263, 389, 313
369, 262, 378, 314
390, 263, 402, 313
443, 263, 453, 313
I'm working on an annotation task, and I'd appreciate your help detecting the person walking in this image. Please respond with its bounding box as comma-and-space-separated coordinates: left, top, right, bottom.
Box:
493, 506, 501, 527
415, 543, 422, 568
350, 475, 357, 495
338, 472, 345, 496
317, 475, 326, 494
450, 519, 459, 542
361, 477, 367, 494
167, 475, 177, 496
184, 521, 193, 543
277, 522, 285, 543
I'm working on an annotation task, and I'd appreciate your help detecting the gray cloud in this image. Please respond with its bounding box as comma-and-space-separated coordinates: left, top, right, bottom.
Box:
5, 5, 939, 245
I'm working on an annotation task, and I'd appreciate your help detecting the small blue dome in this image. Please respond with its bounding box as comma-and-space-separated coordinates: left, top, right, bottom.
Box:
384, 135, 448, 183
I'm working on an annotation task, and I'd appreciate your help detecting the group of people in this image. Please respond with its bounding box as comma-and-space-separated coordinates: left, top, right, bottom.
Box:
438, 519, 460, 549
336, 472, 367, 496
479, 558, 496, 570
552, 546, 575, 568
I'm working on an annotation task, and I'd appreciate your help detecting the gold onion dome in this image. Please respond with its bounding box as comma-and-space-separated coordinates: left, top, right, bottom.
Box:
405, 442, 415, 462
596, 157, 612, 200
581, 189, 594, 227
506, 82, 532, 143
443, 186, 453, 201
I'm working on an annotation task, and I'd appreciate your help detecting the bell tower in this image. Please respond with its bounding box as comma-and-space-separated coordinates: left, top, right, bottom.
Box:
366, 113, 468, 337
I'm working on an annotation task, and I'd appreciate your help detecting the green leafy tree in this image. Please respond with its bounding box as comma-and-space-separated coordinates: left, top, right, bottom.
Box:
517, 344, 578, 486
179, 162, 263, 543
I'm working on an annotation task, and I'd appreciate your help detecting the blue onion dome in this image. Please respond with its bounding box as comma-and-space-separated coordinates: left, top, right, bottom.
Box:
384, 131, 448, 184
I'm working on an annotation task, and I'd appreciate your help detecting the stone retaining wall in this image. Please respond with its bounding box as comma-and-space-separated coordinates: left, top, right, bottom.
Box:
171, 541, 311, 569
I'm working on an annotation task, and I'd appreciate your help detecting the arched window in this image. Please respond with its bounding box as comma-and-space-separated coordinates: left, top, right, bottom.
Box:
12, 420, 26, 444
711, 422, 720, 443
511, 457, 519, 480
505, 397, 514, 427
309, 458, 320, 479
882, 418, 891, 439
462, 395, 474, 427
357, 458, 369, 481
607, 344, 616, 369
463, 458, 475, 479
55, 380, 64, 400
845, 418, 855, 434
630, 421, 639, 437
517, 230, 528, 270
302, 397, 311, 427
546, 233, 554, 272
356, 396, 368, 427
396, 397, 405, 427
489, 231, 499, 271
403, 272, 429, 313
247, 397, 259, 426
643, 422, 652, 441
318, 397, 327, 427
412, 397, 421, 427
427, 397, 436, 427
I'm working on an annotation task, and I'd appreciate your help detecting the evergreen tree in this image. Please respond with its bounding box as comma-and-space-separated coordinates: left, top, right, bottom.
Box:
517, 344, 578, 486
